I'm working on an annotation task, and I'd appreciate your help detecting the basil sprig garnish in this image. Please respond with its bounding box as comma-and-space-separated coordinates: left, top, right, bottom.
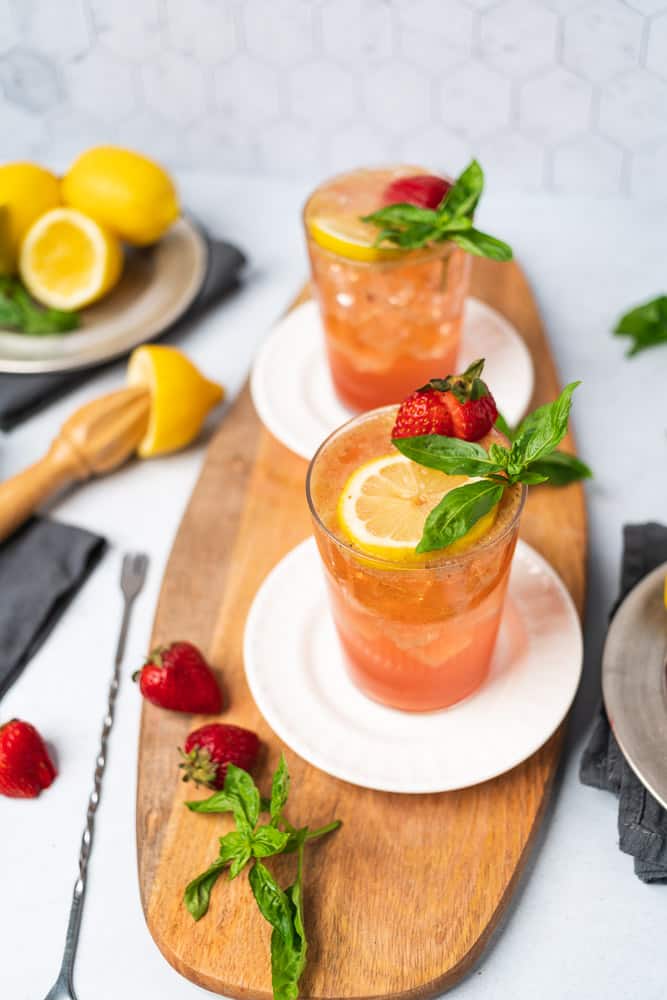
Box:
393, 382, 587, 553
361, 160, 512, 261
184, 754, 341, 1000
0, 276, 79, 334
614, 294, 667, 356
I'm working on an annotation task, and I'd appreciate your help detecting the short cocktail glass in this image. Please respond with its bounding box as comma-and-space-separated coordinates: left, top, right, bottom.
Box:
304, 167, 471, 413
306, 406, 525, 712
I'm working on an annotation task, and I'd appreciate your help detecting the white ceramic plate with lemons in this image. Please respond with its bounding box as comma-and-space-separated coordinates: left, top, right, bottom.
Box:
0, 216, 207, 374
244, 537, 583, 794
251, 298, 534, 461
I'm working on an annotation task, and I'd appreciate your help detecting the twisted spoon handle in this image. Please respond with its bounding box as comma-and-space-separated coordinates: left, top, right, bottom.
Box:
50, 553, 147, 997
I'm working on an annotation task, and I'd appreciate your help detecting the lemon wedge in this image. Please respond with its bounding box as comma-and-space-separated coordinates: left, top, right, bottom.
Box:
127, 345, 224, 458
19, 207, 123, 310
308, 215, 401, 263
0, 162, 61, 270
338, 453, 497, 562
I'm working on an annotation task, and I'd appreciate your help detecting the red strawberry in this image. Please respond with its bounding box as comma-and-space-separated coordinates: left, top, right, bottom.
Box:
392, 387, 454, 438
134, 641, 222, 714
0, 719, 57, 798
179, 723, 260, 789
382, 174, 451, 210
426, 359, 498, 441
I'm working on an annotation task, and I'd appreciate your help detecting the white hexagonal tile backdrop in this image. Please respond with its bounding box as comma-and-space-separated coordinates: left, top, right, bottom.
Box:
1, 0, 667, 195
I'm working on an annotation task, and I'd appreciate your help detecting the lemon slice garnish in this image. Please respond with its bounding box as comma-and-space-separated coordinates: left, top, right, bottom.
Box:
127, 345, 224, 458
337, 453, 497, 563
19, 207, 123, 310
308, 215, 402, 263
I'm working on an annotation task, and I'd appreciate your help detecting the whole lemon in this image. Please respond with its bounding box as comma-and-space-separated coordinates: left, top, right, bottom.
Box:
0, 162, 61, 271
62, 146, 180, 246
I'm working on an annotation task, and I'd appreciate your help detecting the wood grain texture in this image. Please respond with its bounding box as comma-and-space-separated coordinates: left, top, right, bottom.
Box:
136, 258, 587, 999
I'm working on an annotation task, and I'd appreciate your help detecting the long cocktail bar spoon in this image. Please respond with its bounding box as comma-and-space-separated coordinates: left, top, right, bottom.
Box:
42, 551, 149, 1000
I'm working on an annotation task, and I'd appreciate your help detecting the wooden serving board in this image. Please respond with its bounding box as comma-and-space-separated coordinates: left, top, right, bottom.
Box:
137, 259, 587, 999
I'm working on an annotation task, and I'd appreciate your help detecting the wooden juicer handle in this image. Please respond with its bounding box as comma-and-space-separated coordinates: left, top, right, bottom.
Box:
0, 386, 150, 544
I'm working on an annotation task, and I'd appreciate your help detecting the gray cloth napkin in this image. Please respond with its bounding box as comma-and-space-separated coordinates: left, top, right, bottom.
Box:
0, 516, 106, 700
0, 234, 246, 430
580, 522, 667, 882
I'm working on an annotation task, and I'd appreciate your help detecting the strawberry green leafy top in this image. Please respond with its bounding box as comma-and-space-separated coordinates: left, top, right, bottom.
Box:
362, 160, 512, 261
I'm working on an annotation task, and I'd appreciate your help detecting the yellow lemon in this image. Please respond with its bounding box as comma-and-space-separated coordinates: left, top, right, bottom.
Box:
0, 205, 13, 274
308, 214, 402, 263
19, 207, 123, 310
127, 345, 224, 458
0, 162, 60, 270
62, 146, 180, 246
337, 453, 497, 564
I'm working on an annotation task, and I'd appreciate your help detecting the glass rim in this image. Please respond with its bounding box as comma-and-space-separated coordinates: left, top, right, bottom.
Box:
302, 165, 458, 269
305, 405, 527, 572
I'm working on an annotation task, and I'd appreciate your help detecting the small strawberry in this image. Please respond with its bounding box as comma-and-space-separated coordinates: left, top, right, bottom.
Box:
0, 719, 57, 798
179, 723, 260, 789
392, 387, 454, 438
134, 641, 222, 714
382, 173, 451, 210
424, 359, 498, 441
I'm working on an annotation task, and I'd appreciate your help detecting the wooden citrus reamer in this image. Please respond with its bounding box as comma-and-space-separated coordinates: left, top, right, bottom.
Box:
0, 386, 150, 543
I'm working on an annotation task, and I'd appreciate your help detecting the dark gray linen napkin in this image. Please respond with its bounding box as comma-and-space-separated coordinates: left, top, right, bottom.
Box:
0, 516, 106, 700
0, 234, 246, 430
580, 522, 667, 882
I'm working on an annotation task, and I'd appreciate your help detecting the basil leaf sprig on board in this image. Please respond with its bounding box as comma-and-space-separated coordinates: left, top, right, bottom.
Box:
494, 408, 592, 487
0, 275, 79, 334
614, 294, 667, 356
361, 160, 512, 261
393, 382, 587, 553
184, 754, 341, 1000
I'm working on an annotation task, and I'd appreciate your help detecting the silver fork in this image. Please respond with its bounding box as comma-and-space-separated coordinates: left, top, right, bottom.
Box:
44, 552, 148, 1000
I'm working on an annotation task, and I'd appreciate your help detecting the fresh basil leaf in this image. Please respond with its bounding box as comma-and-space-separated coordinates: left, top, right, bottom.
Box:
451, 228, 513, 261
416, 480, 505, 553
442, 160, 484, 218
494, 411, 514, 441
185, 789, 240, 814
252, 825, 292, 859
0, 276, 79, 335
362, 203, 438, 227
184, 858, 228, 921
270, 753, 290, 825
393, 434, 503, 477
508, 382, 580, 477
249, 861, 298, 954
614, 294, 667, 356
488, 443, 510, 467
517, 470, 548, 485
273, 841, 308, 1000
223, 764, 261, 831
229, 846, 252, 879
527, 450, 592, 485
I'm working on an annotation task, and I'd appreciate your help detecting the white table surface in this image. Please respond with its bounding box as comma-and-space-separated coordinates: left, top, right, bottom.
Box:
1, 172, 665, 1000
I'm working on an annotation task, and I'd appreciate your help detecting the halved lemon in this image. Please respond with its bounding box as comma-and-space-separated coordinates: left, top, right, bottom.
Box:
308, 214, 402, 263
19, 207, 123, 310
337, 454, 497, 563
127, 345, 224, 458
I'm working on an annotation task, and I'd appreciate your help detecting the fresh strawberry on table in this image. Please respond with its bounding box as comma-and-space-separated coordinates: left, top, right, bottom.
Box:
179, 722, 260, 789
393, 359, 497, 442
134, 641, 223, 714
0, 719, 57, 798
382, 174, 451, 210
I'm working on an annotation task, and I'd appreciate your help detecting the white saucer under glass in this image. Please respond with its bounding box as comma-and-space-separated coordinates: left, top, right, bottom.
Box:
244, 538, 582, 794
250, 298, 534, 461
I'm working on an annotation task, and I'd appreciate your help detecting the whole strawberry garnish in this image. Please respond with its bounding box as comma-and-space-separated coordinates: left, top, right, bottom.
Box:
179, 723, 260, 789
382, 173, 451, 210
423, 359, 498, 441
392, 387, 454, 438
0, 719, 57, 798
134, 641, 222, 714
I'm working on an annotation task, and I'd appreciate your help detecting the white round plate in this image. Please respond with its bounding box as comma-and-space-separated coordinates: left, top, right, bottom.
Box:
244, 538, 582, 794
250, 298, 534, 461
0, 216, 208, 373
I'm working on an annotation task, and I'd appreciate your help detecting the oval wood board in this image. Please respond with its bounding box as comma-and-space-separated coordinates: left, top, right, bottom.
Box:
137, 258, 587, 999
